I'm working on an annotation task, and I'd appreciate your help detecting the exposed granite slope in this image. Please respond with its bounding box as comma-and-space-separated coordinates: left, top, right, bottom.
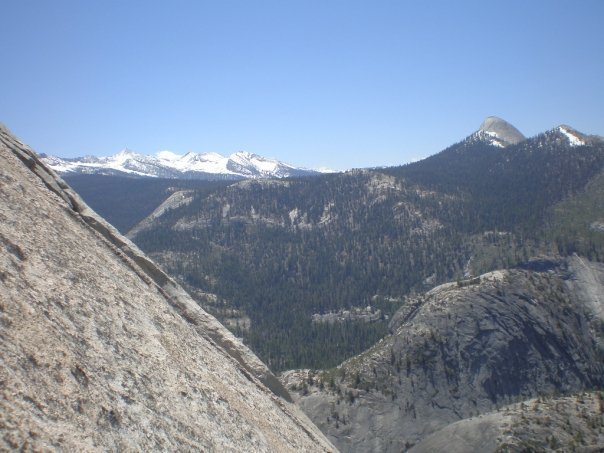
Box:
479, 116, 526, 145
411, 391, 604, 452
284, 257, 604, 452
0, 124, 335, 451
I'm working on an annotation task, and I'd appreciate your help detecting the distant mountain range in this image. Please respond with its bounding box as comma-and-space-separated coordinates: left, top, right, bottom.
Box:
42, 149, 330, 180
41, 117, 601, 181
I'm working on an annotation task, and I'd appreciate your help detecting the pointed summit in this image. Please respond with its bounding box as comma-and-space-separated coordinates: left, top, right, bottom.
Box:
478, 116, 526, 146
115, 148, 137, 157
556, 125, 588, 147
538, 124, 604, 148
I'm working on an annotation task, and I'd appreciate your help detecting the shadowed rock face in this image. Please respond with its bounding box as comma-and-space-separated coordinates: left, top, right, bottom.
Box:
284, 257, 604, 452
0, 124, 335, 452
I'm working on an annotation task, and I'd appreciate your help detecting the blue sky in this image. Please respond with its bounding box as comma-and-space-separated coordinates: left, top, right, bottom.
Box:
1, 0, 603, 170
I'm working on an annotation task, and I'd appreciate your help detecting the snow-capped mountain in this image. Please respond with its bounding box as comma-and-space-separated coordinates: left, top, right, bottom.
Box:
498, 123, 604, 152
537, 125, 603, 148
556, 125, 586, 146
438, 117, 604, 166
467, 116, 602, 150
42, 150, 327, 180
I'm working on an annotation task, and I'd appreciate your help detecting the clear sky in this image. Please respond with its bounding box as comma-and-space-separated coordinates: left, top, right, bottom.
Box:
1, 0, 603, 170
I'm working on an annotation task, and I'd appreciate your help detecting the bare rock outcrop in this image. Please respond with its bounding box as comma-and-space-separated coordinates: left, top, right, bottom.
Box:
479, 116, 526, 146
284, 257, 604, 452
411, 391, 604, 452
0, 124, 335, 451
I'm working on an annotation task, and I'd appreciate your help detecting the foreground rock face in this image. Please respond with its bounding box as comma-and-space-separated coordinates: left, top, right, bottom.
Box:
284, 257, 604, 452
0, 124, 334, 451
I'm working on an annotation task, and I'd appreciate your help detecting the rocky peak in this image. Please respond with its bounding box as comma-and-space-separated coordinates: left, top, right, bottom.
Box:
477, 116, 526, 147
535, 124, 604, 148
556, 124, 589, 146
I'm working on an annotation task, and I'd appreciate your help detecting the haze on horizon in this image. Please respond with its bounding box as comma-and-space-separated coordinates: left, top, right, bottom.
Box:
1, 0, 603, 170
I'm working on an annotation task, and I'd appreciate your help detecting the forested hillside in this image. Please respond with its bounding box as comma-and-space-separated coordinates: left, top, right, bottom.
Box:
64, 175, 234, 232
133, 172, 473, 370
385, 127, 604, 236
283, 256, 604, 451
127, 125, 604, 371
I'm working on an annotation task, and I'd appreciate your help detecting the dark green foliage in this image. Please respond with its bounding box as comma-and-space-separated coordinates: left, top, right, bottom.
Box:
134, 171, 477, 370
74, 132, 604, 372
64, 175, 234, 233
385, 132, 604, 234
249, 320, 388, 371
545, 170, 604, 260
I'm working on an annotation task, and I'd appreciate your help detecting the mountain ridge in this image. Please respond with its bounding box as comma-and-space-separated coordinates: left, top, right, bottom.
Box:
108, 116, 604, 374
5, 117, 604, 450
461, 117, 604, 152
42, 148, 328, 180
40, 117, 602, 179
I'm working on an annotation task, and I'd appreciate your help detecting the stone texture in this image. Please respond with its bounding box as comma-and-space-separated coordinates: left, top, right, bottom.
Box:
479, 116, 526, 145
411, 392, 604, 452
0, 124, 335, 452
284, 258, 604, 452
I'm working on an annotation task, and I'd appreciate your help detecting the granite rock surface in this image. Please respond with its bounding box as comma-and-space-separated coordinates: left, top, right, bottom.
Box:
0, 124, 335, 452
284, 257, 604, 452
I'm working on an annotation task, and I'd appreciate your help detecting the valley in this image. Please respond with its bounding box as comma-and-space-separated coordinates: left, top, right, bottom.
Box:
4, 117, 604, 451
4, 1, 603, 450
71, 117, 604, 375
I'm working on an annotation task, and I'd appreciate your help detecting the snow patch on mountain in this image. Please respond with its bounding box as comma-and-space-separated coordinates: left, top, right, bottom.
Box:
156, 150, 182, 161
558, 126, 586, 147
316, 166, 338, 173
480, 130, 506, 148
